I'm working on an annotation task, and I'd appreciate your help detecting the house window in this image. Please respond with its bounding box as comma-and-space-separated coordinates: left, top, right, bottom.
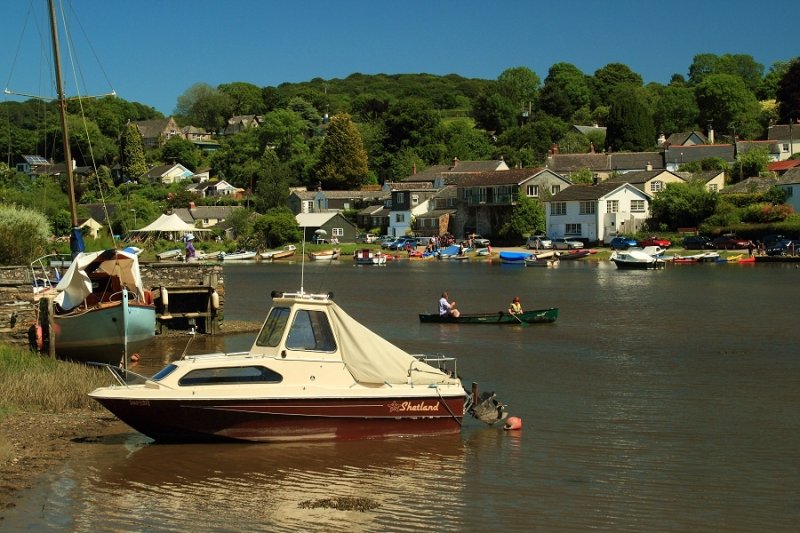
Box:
630, 200, 645, 213
565, 223, 581, 235
783, 143, 790, 152
579, 201, 596, 215
343, 202, 351, 210
411, 194, 419, 205
396, 213, 405, 223
551, 202, 566, 216
650, 180, 664, 193
786, 186, 793, 198
332, 227, 343, 237
607, 200, 619, 213
708, 184, 718, 192
526, 184, 539, 197
551, 185, 561, 195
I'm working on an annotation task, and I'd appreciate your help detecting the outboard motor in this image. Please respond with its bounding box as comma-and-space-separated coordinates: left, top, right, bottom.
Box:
468, 389, 508, 426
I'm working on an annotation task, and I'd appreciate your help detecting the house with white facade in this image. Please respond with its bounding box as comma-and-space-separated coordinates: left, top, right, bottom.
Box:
605, 169, 686, 195
139, 163, 194, 184
545, 182, 652, 244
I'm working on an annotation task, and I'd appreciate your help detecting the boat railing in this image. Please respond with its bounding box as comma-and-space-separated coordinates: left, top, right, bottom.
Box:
29, 253, 70, 293
413, 354, 458, 380
90, 362, 150, 387
181, 351, 250, 361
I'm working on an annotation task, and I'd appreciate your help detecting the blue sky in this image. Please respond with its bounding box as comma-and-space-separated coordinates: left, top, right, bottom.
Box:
3, 0, 798, 115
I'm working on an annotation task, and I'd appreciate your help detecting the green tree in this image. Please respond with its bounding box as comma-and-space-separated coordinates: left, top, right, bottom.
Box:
160, 136, 200, 171
120, 122, 148, 182
652, 85, 699, 135
496, 66, 540, 112
538, 63, 591, 122
208, 128, 262, 189
605, 86, 656, 152
591, 63, 643, 108
757, 60, 790, 101
313, 113, 369, 189
570, 167, 594, 184
175, 83, 232, 132
732, 146, 770, 181
688, 53, 764, 93
218, 82, 266, 116
776, 58, 800, 123
499, 192, 545, 240
648, 181, 718, 230
0, 205, 51, 264
254, 149, 291, 211
252, 207, 302, 248
471, 91, 518, 134
695, 74, 762, 139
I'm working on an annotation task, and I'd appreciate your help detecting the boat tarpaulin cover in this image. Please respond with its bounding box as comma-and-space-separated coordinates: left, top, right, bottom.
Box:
328, 303, 459, 386
54, 249, 146, 310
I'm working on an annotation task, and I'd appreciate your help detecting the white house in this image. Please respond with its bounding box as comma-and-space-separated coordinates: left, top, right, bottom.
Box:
545, 182, 652, 244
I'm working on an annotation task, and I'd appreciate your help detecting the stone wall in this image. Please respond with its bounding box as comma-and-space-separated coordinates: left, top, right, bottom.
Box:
0, 262, 224, 349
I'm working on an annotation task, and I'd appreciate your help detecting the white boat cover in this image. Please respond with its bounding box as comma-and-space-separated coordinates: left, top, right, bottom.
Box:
327, 302, 459, 386
54, 249, 146, 310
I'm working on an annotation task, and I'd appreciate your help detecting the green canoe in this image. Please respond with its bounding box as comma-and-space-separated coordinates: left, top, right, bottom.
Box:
419, 307, 559, 324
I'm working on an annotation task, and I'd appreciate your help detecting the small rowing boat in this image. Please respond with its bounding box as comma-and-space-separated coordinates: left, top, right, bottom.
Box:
419, 308, 559, 324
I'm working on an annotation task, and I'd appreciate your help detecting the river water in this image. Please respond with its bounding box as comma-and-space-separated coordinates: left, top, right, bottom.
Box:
5, 258, 800, 531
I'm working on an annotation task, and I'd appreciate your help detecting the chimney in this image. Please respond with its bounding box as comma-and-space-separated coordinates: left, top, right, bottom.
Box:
589, 142, 595, 154
412, 164, 417, 175
592, 174, 599, 185
657, 133, 666, 146
550, 143, 559, 155
708, 125, 715, 144
646, 162, 653, 171
189, 201, 196, 209
452, 157, 459, 167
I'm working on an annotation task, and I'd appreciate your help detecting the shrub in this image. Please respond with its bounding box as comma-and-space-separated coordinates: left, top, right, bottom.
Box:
0, 205, 51, 265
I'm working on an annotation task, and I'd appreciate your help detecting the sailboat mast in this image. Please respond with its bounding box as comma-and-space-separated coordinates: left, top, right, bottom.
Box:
48, 0, 82, 254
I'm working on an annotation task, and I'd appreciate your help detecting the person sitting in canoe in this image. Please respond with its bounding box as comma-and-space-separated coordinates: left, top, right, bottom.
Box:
508, 296, 523, 315
439, 291, 460, 317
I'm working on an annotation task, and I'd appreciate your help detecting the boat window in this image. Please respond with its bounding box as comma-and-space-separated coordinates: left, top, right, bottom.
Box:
178, 366, 283, 386
255, 307, 290, 347
286, 310, 336, 352
151, 364, 177, 381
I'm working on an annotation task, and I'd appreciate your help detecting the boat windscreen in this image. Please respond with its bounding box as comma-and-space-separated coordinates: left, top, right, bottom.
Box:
256, 307, 290, 347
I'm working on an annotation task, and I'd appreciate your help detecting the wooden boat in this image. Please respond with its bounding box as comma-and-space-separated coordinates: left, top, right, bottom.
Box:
90, 290, 508, 442
218, 250, 257, 261
309, 249, 340, 261
26, 3, 155, 366
419, 307, 559, 324
558, 249, 591, 260
33, 249, 156, 365
353, 248, 387, 265
156, 248, 182, 261
260, 245, 297, 261
674, 252, 721, 263
525, 255, 559, 267
498, 251, 529, 264
610, 250, 666, 270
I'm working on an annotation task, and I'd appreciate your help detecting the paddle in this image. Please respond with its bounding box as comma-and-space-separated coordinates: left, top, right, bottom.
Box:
503, 310, 524, 325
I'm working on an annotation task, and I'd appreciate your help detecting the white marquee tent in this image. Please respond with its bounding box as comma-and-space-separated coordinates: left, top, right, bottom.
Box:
131, 213, 209, 240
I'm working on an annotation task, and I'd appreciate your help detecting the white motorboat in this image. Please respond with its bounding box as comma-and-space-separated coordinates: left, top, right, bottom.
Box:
218, 250, 258, 261
353, 248, 387, 265
90, 290, 508, 442
610, 249, 666, 270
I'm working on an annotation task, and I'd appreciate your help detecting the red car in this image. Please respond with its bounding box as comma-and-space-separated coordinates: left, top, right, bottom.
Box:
713, 235, 752, 250
639, 236, 672, 248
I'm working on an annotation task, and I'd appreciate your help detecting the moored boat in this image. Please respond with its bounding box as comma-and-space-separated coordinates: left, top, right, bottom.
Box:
498, 251, 529, 264
610, 250, 666, 270
558, 249, 591, 260
524, 255, 559, 267
309, 249, 340, 261
218, 250, 257, 261
353, 248, 387, 265
90, 290, 508, 442
419, 307, 559, 324
156, 248, 182, 261
260, 245, 297, 261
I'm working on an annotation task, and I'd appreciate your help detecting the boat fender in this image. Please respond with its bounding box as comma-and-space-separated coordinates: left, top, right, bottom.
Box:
161, 287, 169, 307
504, 416, 523, 431
130, 353, 140, 363
29, 324, 44, 352
211, 290, 220, 309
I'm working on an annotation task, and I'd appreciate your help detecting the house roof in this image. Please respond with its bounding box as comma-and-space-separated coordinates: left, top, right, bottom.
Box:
296, 212, 344, 227
549, 182, 649, 201
357, 205, 389, 216
719, 176, 777, 194
686, 170, 725, 183
665, 131, 708, 146
454, 167, 547, 187
609, 152, 664, 171
769, 159, 800, 173
132, 118, 176, 139
140, 164, 191, 180
767, 124, 800, 140
664, 144, 736, 165
777, 167, 800, 185
606, 169, 682, 185
399, 160, 508, 182
737, 140, 781, 155
415, 209, 457, 219
291, 189, 388, 201
572, 125, 606, 136
386, 181, 434, 191
548, 153, 609, 173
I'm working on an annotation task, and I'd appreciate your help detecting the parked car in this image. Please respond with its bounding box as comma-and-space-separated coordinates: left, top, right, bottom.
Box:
467, 234, 491, 247
766, 239, 796, 256
713, 235, 752, 250
609, 236, 638, 250
639, 236, 672, 248
682, 235, 716, 250
388, 237, 419, 250
762, 234, 788, 247
356, 233, 377, 244
552, 238, 584, 250
526, 234, 552, 249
